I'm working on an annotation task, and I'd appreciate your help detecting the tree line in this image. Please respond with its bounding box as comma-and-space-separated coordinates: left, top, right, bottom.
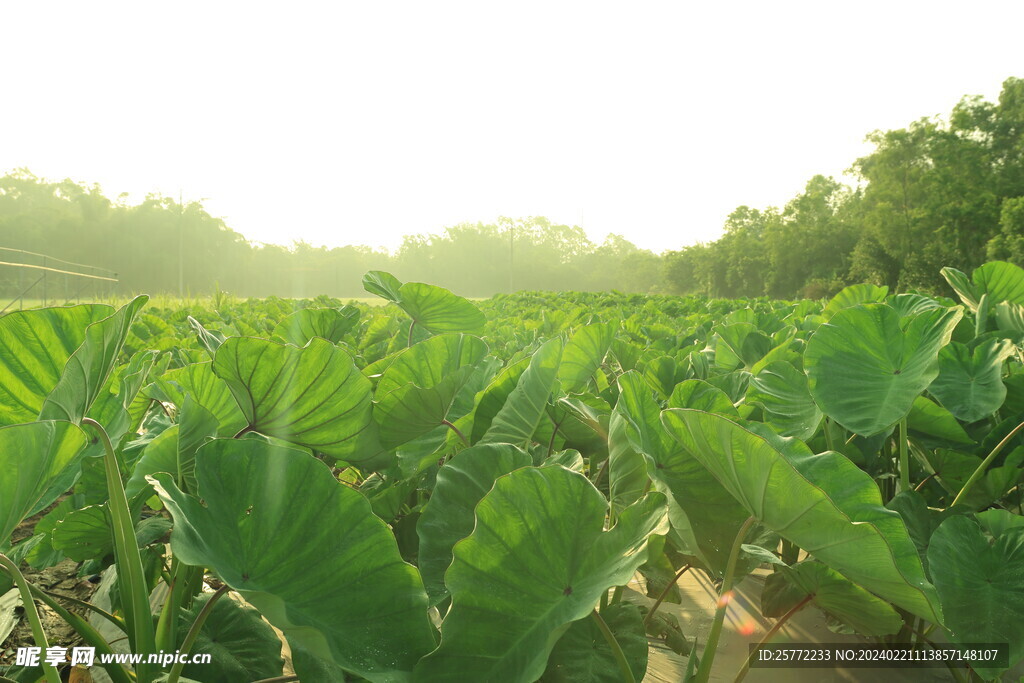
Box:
665, 77, 1024, 298
0, 178, 662, 298
1, 77, 1021, 300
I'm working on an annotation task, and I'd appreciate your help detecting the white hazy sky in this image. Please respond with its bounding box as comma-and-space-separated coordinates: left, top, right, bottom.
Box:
2, 1, 1023, 254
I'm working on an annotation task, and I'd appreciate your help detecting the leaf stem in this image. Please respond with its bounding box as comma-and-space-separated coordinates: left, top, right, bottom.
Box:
83, 417, 157, 681
590, 609, 636, 683
0, 554, 61, 683
899, 417, 910, 493
823, 418, 835, 452
643, 564, 690, 628
441, 419, 469, 447
25, 582, 134, 683
592, 456, 610, 488
232, 424, 254, 439
407, 319, 416, 347
165, 585, 229, 683
547, 414, 565, 457
733, 593, 812, 683
38, 587, 125, 632
695, 516, 756, 683
951, 419, 1024, 508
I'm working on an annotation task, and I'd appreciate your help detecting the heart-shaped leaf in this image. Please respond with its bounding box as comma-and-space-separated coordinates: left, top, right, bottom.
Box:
822, 283, 889, 319
541, 603, 649, 682
362, 270, 404, 302
0, 421, 88, 543
271, 306, 360, 346
928, 515, 1024, 677
362, 271, 484, 334
558, 323, 615, 394
616, 372, 750, 575
213, 337, 381, 464
929, 338, 1015, 423
416, 443, 532, 605
40, 296, 149, 423
745, 361, 822, 440
144, 361, 247, 436
762, 561, 902, 636
149, 438, 436, 682
480, 338, 563, 447
374, 334, 487, 448
176, 592, 285, 683
0, 304, 113, 426
971, 260, 1024, 306
907, 396, 974, 445
661, 408, 942, 623
415, 466, 667, 683
804, 304, 962, 436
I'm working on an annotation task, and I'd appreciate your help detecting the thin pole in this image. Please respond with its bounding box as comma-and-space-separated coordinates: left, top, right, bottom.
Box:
508, 221, 514, 293
179, 190, 184, 298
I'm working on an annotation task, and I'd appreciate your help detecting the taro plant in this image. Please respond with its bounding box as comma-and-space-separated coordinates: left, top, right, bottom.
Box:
2, 265, 1023, 682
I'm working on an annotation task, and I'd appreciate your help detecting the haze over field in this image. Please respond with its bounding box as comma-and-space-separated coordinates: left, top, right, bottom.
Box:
2, 1, 1023, 253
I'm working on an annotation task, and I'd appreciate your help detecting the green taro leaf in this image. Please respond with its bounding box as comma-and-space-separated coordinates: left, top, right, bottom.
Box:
374, 334, 487, 448
125, 396, 218, 499
397, 282, 485, 334
0, 304, 113, 426
541, 603, 649, 682
213, 337, 380, 463
415, 466, 667, 683
822, 283, 888, 319
941, 266, 980, 311
417, 443, 532, 605
84, 348, 158, 445
126, 425, 180, 501
994, 300, 1024, 334
467, 357, 530, 443
929, 338, 1015, 423
607, 390, 650, 517
616, 373, 750, 575
271, 306, 360, 346
661, 409, 942, 623
976, 508, 1024, 539
40, 296, 149, 423
762, 561, 902, 636
906, 396, 974, 445
928, 515, 1024, 677
886, 293, 945, 318
362, 270, 404, 302
667, 379, 738, 416
971, 260, 1024, 307
558, 322, 615, 394
177, 592, 285, 683
51, 504, 111, 561
144, 361, 247, 437
0, 421, 88, 543
51, 507, 170, 562
712, 323, 770, 371
148, 439, 435, 682
885, 490, 956, 574
480, 337, 563, 447
362, 271, 484, 334
746, 361, 823, 440
926, 448, 1024, 510
804, 303, 962, 436
188, 316, 227, 359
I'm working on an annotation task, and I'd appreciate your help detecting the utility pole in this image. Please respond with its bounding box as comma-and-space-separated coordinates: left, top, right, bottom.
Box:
178, 190, 184, 298
508, 220, 514, 294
